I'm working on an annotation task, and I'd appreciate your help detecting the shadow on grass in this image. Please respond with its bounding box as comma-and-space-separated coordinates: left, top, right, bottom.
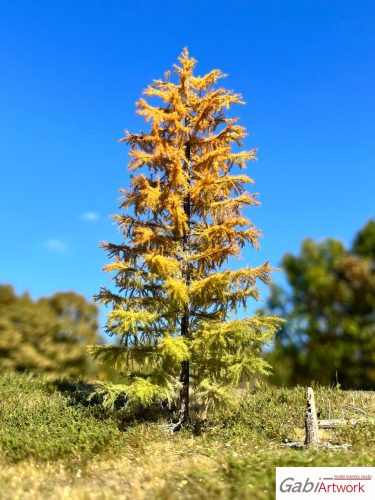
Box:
50, 378, 180, 431
50, 379, 102, 405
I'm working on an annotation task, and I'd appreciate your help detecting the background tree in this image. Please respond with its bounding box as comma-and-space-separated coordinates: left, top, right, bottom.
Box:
263, 219, 375, 389
91, 49, 282, 427
0, 285, 100, 377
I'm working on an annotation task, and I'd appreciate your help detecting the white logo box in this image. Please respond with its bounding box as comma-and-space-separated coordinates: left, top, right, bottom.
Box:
276, 467, 375, 499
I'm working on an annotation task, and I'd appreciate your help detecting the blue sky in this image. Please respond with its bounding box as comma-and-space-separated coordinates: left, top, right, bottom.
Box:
1, 1, 374, 327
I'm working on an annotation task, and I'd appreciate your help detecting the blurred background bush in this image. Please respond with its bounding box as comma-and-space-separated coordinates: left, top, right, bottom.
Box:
261, 219, 375, 389
0, 286, 102, 378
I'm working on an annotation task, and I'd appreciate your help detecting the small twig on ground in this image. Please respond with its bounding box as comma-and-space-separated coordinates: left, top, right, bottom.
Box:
341, 404, 369, 416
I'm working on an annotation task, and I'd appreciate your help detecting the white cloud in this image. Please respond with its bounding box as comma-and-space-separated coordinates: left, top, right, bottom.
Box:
45, 238, 67, 253
81, 211, 99, 222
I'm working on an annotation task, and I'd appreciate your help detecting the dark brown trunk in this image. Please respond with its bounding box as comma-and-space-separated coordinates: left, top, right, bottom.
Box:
171, 310, 190, 432
179, 357, 189, 424
172, 134, 191, 432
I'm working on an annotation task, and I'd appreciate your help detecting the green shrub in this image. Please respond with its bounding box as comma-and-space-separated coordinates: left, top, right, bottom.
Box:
0, 372, 124, 462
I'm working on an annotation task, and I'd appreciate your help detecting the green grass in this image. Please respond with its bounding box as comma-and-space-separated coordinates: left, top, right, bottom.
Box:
0, 373, 374, 499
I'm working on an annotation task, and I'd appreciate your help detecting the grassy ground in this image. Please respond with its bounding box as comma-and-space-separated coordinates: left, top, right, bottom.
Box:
0, 373, 374, 499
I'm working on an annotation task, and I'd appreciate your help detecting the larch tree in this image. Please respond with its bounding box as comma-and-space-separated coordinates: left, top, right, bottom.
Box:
90, 49, 282, 429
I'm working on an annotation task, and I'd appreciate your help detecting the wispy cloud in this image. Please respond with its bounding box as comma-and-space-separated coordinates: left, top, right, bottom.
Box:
45, 238, 67, 253
81, 211, 99, 222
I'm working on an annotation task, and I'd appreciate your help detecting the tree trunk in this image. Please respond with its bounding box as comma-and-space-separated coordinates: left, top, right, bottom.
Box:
171, 309, 190, 432
179, 360, 190, 424
171, 130, 191, 433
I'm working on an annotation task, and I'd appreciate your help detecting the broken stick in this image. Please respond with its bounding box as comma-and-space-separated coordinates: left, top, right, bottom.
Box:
305, 386, 320, 446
